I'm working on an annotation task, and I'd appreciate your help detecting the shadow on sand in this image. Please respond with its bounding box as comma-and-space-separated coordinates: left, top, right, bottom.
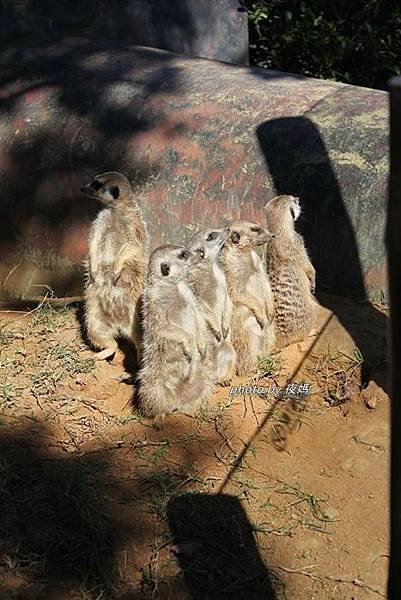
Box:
167, 492, 280, 599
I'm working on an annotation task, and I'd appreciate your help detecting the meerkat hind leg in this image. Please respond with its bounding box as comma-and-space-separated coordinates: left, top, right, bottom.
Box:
94, 343, 118, 361
217, 341, 236, 386
86, 302, 118, 361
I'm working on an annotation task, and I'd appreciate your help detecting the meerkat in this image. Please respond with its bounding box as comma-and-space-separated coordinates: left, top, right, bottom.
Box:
220, 220, 275, 376
187, 228, 237, 386
137, 244, 215, 419
264, 194, 318, 349
81, 171, 149, 360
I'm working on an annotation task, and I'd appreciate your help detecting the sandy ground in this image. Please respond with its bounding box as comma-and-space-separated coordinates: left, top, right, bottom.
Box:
0, 293, 389, 599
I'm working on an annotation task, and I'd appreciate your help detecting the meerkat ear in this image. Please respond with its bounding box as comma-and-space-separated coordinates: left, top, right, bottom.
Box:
231, 231, 241, 244
290, 207, 296, 220
110, 185, 120, 199
161, 262, 170, 276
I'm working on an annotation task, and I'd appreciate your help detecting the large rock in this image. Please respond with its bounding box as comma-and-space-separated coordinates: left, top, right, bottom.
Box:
0, 41, 388, 299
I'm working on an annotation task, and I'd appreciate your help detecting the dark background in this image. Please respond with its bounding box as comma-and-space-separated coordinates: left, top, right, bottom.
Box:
244, 0, 401, 90
0, 0, 248, 65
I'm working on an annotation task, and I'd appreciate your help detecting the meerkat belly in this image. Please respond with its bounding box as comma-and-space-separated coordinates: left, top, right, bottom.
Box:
165, 360, 192, 390
246, 272, 266, 301
177, 282, 203, 336
213, 286, 227, 331
273, 268, 308, 327
237, 299, 263, 340
244, 313, 263, 338
212, 264, 227, 327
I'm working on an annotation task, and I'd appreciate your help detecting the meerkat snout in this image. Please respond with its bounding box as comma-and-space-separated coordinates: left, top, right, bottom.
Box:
227, 220, 273, 249
81, 171, 133, 206
264, 194, 301, 224
189, 228, 230, 264
148, 244, 198, 284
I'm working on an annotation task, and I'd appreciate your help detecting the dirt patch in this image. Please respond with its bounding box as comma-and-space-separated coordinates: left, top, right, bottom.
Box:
0, 298, 389, 599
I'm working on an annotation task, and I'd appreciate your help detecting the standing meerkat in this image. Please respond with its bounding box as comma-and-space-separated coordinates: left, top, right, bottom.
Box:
187, 228, 237, 386
81, 171, 149, 360
220, 220, 275, 376
264, 194, 317, 349
137, 244, 215, 419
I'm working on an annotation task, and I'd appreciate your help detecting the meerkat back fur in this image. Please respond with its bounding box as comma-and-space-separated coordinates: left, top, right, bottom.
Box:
264, 195, 318, 349
82, 171, 149, 360
137, 244, 215, 418
220, 220, 275, 376
187, 228, 236, 386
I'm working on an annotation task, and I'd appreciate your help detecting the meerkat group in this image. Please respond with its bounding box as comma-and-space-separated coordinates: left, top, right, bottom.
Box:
82, 172, 317, 419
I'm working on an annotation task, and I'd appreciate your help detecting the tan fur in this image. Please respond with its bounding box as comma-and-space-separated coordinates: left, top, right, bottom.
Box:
82, 171, 149, 360
137, 245, 215, 418
264, 195, 317, 349
187, 228, 237, 386
220, 220, 275, 376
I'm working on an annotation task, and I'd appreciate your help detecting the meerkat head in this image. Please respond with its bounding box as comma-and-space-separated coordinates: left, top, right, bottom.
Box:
148, 244, 198, 284
187, 228, 229, 264
225, 220, 274, 253
264, 195, 301, 230
81, 171, 132, 206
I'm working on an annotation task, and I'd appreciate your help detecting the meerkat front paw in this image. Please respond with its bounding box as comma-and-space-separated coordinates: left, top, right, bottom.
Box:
214, 331, 222, 343
256, 316, 268, 331
218, 378, 232, 387
184, 351, 192, 363
112, 271, 122, 285
198, 343, 207, 361
180, 343, 192, 363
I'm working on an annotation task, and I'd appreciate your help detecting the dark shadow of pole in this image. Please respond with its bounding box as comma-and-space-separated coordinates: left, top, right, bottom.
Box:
257, 117, 365, 298
167, 492, 279, 599
387, 76, 401, 600
257, 117, 388, 391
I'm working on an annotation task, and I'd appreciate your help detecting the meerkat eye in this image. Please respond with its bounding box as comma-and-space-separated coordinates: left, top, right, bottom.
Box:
206, 231, 218, 242
250, 226, 262, 234
91, 180, 102, 191
161, 262, 170, 276
110, 185, 119, 199
290, 207, 296, 220
178, 250, 189, 260
231, 231, 240, 244
197, 248, 205, 259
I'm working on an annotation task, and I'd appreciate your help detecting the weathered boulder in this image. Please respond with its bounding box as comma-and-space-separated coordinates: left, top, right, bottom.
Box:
0, 41, 387, 299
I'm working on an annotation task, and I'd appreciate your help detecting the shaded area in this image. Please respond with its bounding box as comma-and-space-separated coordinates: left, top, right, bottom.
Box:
0, 36, 183, 297
387, 76, 401, 599
244, 0, 401, 90
0, 300, 390, 598
0, 17, 387, 302
167, 492, 280, 599
257, 116, 388, 391
0, 424, 119, 598
0, 0, 247, 65
258, 116, 366, 299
